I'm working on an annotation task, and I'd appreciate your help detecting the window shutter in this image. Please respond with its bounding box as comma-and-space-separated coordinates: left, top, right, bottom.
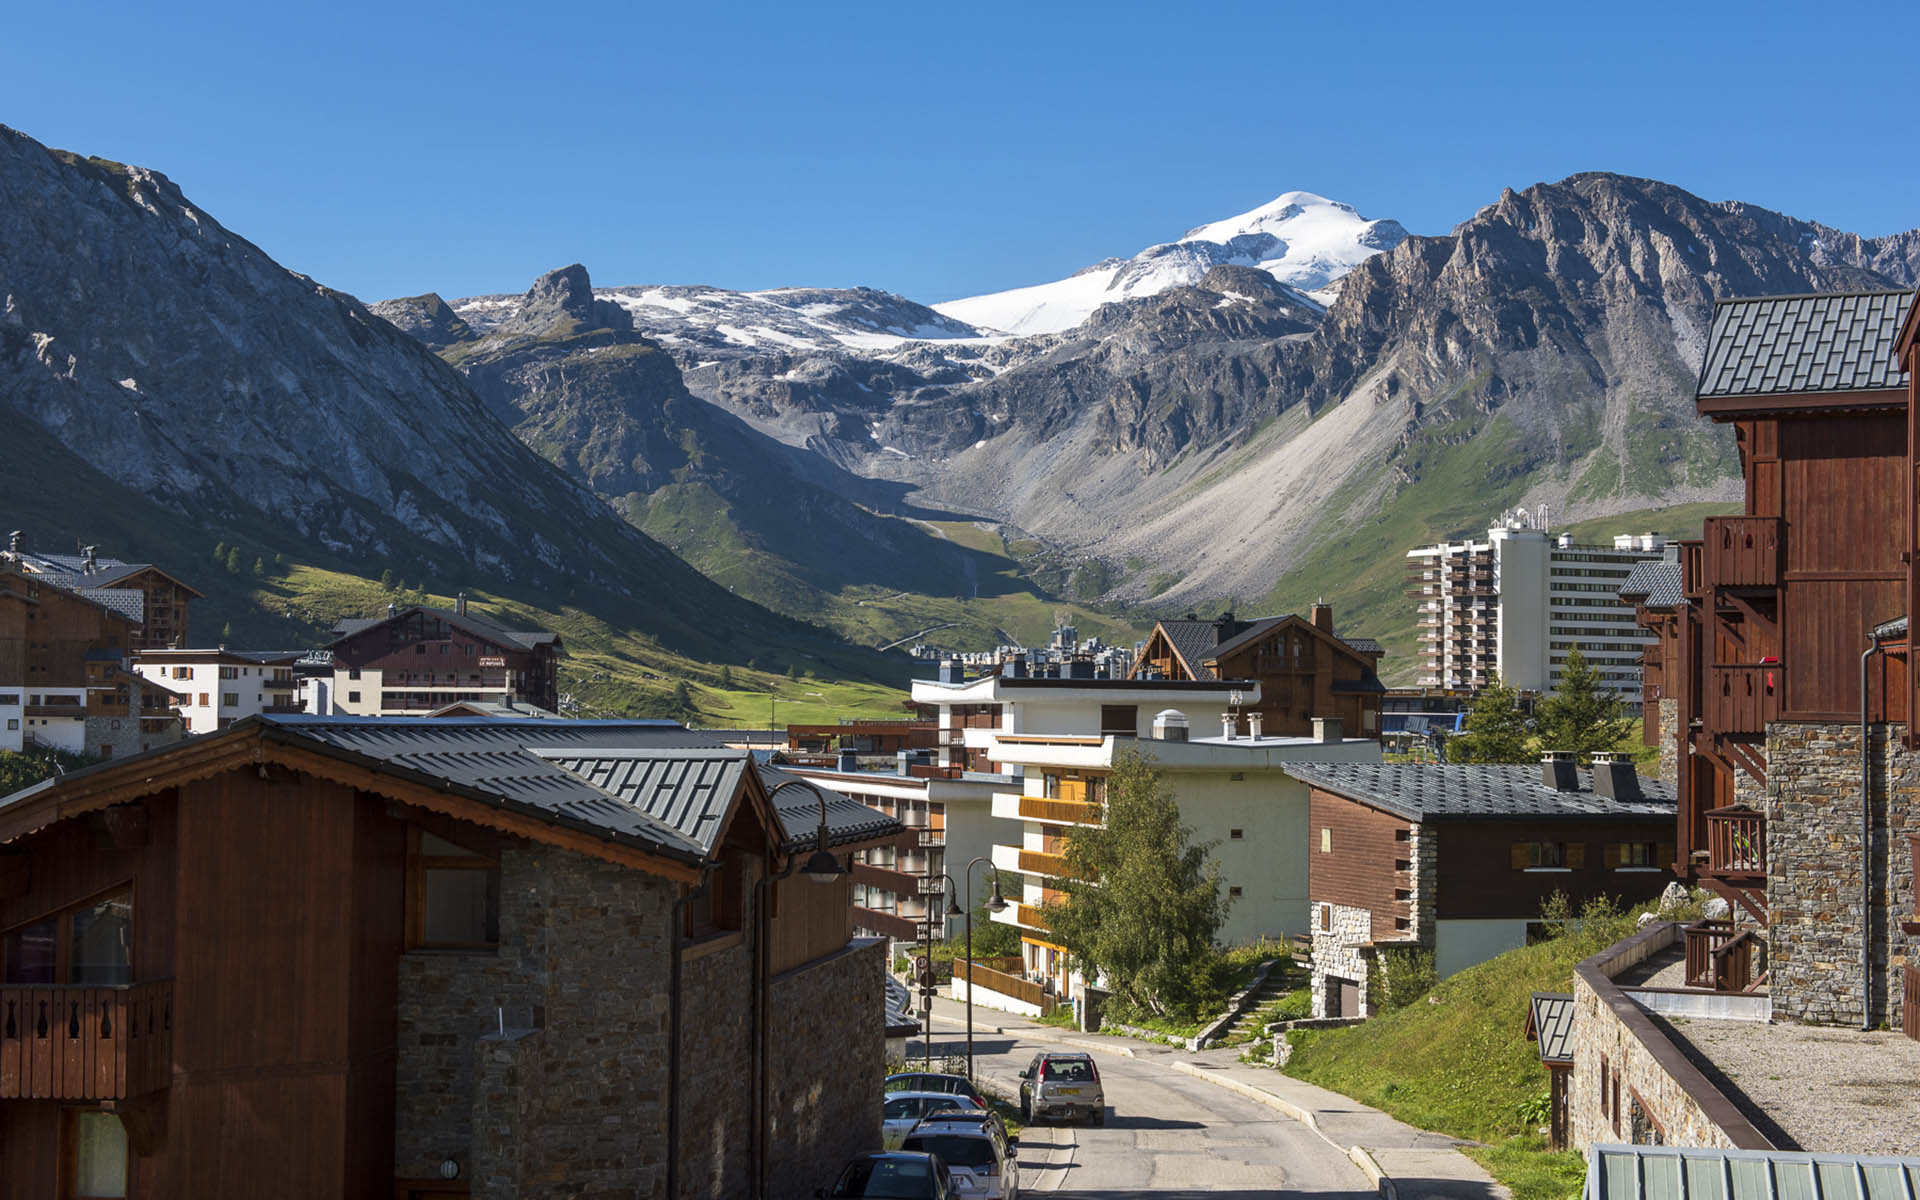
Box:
1603, 843, 1622, 869
1510, 843, 1531, 870
1566, 843, 1586, 870
1657, 842, 1677, 870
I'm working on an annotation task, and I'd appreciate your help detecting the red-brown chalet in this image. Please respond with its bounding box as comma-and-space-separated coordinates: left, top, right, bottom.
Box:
1133, 604, 1386, 738
327, 598, 561, 716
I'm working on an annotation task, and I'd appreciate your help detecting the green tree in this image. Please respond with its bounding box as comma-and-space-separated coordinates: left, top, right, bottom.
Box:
1536, 646, 1633, 761
1446, 675, 1534, 764
379, 568, 394, 591
211, 541, 227, 565
223, 547, 242, 575
1046, 749, 1228, 1019
251, 556, 265, 577
786, 664, 800, 681
671, 680, 692, 711
718, 665, 735, 689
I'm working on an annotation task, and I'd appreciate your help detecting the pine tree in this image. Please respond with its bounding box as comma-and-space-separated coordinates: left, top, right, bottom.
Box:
251, 557, 265, 577
671, 680, 692, 711
224, 547, 242, 575
1447, 675, 1534, 764
212, 541, 227, 565
1536, 646, 1633, 761
1046, 749, 1227, 1020
718, 665, 734, 689
379, 568, 394, 591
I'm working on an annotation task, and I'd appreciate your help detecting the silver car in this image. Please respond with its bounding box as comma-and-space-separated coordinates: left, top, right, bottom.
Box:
902, 1115, 1019, 1199
883, 1092, 981, 1149
1017, 1051, 1104, 1126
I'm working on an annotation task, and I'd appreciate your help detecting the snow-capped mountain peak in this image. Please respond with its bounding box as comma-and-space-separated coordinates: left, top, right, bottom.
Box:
933, 191, 1408, 337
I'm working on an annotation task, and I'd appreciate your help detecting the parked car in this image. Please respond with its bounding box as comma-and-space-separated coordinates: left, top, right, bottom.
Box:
1017, 1051, 1104, 1125
817, 1150, 955, 1199
886, 1071, 991, 1110
883, 1092, 981, 1149
902, 1114, 1019, 1198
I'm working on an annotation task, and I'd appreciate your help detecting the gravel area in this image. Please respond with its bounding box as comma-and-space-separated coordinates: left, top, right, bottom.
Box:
1615, 945, 1694, 990
1653, 1015, 1920, 1155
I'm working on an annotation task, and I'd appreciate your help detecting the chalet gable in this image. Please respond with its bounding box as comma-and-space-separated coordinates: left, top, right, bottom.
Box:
1137, 612, 1382, 682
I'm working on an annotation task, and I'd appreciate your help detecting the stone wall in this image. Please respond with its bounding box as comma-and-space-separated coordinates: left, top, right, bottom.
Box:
766, 938, 888, 1200
1766, 721, 1917, 1029
679, 932, 755, 1199
1568, 924, 1757, 1152
394, 843, 679, 1194
1311, 902, 1376, 1018
1657, 699, 1679, 784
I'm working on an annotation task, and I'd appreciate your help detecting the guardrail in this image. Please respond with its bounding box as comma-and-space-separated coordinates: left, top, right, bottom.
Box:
0, 980, 172, 1099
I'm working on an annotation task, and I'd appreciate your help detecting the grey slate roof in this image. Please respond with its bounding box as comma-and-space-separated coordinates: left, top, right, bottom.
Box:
1338, 634, 1386, 657
1286, 762, 1676, 823
1618, 561, 1683, 610
329, 605, 559, 652
76, 587, 145, 624
1697, 291, 1913, 400
1584, 1144, 1920, 1200
1156, 615, 1385, 681
1527, 991, 1575, 1065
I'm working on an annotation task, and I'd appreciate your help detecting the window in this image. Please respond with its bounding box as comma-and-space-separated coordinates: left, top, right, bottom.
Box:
1099, 705, 1137, 736
65, 1109, 129, 1198
1511, 842, 1583, 870
1608, 842, 1659, 868
406, 829, 500, 950
218, 666, 238, 680
1229, 829, 1244, 840
347, 691, 361, 704
1320, 828, 1332, 853
221, 693, 239, 707
415, 644, 427, 655
3, 888, 133, 985
348, 668, 361, 680
4, 719, 14, 731
1228, 886, 1243, 898
1319, 904, 1331, 931
197, 693, 209, 707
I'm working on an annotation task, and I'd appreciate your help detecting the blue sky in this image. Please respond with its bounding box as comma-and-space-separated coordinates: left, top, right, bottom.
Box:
5, 1, 1913, 305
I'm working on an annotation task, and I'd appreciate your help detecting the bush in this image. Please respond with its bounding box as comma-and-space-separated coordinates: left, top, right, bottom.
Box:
1372, 947, 1437, 1011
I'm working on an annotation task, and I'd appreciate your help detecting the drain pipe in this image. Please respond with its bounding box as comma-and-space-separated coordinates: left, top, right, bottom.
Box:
668, 863, 719, 1200
1860, 619, 1902, 1031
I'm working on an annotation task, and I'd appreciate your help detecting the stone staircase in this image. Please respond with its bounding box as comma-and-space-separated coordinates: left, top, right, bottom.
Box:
1193, 955, 1311, 1048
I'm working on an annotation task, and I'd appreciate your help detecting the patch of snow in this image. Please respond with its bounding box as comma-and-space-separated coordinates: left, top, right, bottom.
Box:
117, 377, 139, 391
881, 446, 914, 458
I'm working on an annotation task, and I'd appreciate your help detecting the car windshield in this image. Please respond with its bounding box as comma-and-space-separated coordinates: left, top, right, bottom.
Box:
884, 1096, 964, 1120
1043, 1059, 1093, 1082
833, 1158, 943, 1198
903, 1134, 995, 1168
888, 1075, 966, 1094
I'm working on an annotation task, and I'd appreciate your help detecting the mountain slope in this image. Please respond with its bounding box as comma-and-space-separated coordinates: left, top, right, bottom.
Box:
0, 123, 888, 682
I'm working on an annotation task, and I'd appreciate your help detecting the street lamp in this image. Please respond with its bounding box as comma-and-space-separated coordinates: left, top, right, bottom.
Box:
923, 873, 959, 1071
961, 857, 1008, 1080
765, 779, 844, 883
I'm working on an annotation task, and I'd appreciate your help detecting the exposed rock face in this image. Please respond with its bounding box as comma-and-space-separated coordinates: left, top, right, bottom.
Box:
0, 123, 816, 662
367, 292, 476, 350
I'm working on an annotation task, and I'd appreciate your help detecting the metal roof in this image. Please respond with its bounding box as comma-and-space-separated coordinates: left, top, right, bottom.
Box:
1697, 291, 1913, 400
538, 750, 749, 855
1156, 615, 1385, 681
76, 587, 145, 623
1527, 991, 1575, 1065
1619, 561, 1684, 610
1585, 1144, 1920, 1200
758, 765, 914, 853
329, 605, 560, 652
1286, 762, 1676, 823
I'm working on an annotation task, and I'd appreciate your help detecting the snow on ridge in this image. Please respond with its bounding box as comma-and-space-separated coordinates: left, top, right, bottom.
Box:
933, 191, 1405, 337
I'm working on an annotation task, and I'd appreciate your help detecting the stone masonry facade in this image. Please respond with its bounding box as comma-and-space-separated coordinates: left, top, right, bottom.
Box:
1657, 699, 1680, 784
1311, 822, 1435, 1019
1570, 926, 1742, 1152
395, 843, 682, 1196
1766, 721, 1917, 1030
766, 938, 888, 1200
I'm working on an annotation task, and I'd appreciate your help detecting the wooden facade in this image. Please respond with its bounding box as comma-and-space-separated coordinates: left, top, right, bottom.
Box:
330, 605, 562, 714
0, 721, 892, 1197
1307, 787, 1413, 940
1134, 606, 1385, 738
0, 567, 132, 694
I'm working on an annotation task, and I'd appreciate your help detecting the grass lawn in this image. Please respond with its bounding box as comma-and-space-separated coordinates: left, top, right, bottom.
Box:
1280, 911, 1638, 1200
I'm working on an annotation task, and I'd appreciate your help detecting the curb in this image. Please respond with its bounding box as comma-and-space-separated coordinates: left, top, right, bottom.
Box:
1167, 1060, 1394, 1200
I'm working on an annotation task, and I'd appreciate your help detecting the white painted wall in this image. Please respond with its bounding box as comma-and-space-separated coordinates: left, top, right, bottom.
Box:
0, 691, 21, 753
1493, 527, 1549, 692
1434, 918, 1536, 977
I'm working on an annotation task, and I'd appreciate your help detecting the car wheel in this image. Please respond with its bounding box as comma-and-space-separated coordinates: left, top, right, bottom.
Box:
1019, 1093, 1030, 1123
1091, 1108, 1105, 1127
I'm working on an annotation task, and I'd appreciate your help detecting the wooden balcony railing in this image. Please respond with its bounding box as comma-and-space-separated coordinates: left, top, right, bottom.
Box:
1684, 921, 1758, 992
1017, 849, 1087, 879
1705, 807, 1766, 877
956, 959, 1057, 1011
1680, 541, 1706, 600
1706, 664, 1784, 736
0, 980, 172, 1100
1017, 797, 1100, 825
1683, 920, 1734, 988
1704, 516, 1782, 589
1015, 903, 1052, 931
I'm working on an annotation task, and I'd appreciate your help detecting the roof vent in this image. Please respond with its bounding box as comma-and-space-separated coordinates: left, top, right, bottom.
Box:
938, 659, 965, 685
1590, 751, 1642, 802
6, 530, 20, 555
1001, 655, 1028, 679
1152, 709, 1189, 742
1312, 716, 1343, 744
1541, 750, 1578, 792
1247, 711, 1264, 740
456, 591, 468, 616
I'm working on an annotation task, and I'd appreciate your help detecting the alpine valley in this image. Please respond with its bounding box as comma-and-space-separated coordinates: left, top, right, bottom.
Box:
5, 115, 1919, 706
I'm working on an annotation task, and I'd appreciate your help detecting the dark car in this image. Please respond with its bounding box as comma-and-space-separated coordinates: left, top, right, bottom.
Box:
818, 1150, 953, 1199
886, 1071, 991, 1110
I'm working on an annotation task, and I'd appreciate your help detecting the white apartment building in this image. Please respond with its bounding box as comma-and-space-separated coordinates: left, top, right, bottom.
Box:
1407, 513, 1667, 703
133, 649, 306, 734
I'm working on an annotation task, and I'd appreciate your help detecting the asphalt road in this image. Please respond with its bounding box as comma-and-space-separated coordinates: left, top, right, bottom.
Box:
908, 1026, 1379, 1200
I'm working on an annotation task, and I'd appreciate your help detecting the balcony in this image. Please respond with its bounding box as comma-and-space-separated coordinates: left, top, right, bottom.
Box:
1704, 807, 1766, 878
1016, 797, 1100, 825
1017, 849, 1081, 879
853, 907, 923, 942
1680, 540, 1706, 601
0, 981, 172, 1100
1682, 920, 1759, 992
1706, 664, 1785, 736
1015, 903, 1052, 931
1704, 516, 1782, 589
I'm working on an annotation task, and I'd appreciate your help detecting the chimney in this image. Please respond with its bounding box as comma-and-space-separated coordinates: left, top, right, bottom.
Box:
82, 545, 97, 573
938, 659, 965, 684
1152, 709, 1189, 742
1312, 716, 1343, 744
1311, 600, 1332, 632
1590, 751, 1643, 802
1001, 654, 1028, 679
838, 747, 860, 773
6, 530, 20, 556
456, 592, 468, 616
1221, 711, 1237, 741
386, 602, 397, 618
1247, 711, 1263, 740
1541, 750, 1578, 792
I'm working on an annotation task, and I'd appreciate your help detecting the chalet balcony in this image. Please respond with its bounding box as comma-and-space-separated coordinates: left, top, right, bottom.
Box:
1016, 796, 1101, 825
1014, 903, 1052, 931
1680, 540, 1706, 600
1704, 516, 1782, 589
1704, 807, 1766, 878
0, 980, 172, 1100
853, 907, 923, 942
1706, 664, 1785, 735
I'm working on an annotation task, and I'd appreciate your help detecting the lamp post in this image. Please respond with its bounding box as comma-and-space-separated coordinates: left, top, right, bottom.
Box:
961, 856, 1008, 1080
923, 872, 959, 1071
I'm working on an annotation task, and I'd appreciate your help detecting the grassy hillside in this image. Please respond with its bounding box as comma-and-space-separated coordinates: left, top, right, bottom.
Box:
1282, 906, 1643, 1200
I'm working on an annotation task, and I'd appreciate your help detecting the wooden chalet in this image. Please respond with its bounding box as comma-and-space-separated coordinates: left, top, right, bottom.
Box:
1625, 289, 1919, 1033
0, 715, 901, 1198
328, 599, 562, 715
1133, 604, 1386, 738
2, 537, 201, 653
